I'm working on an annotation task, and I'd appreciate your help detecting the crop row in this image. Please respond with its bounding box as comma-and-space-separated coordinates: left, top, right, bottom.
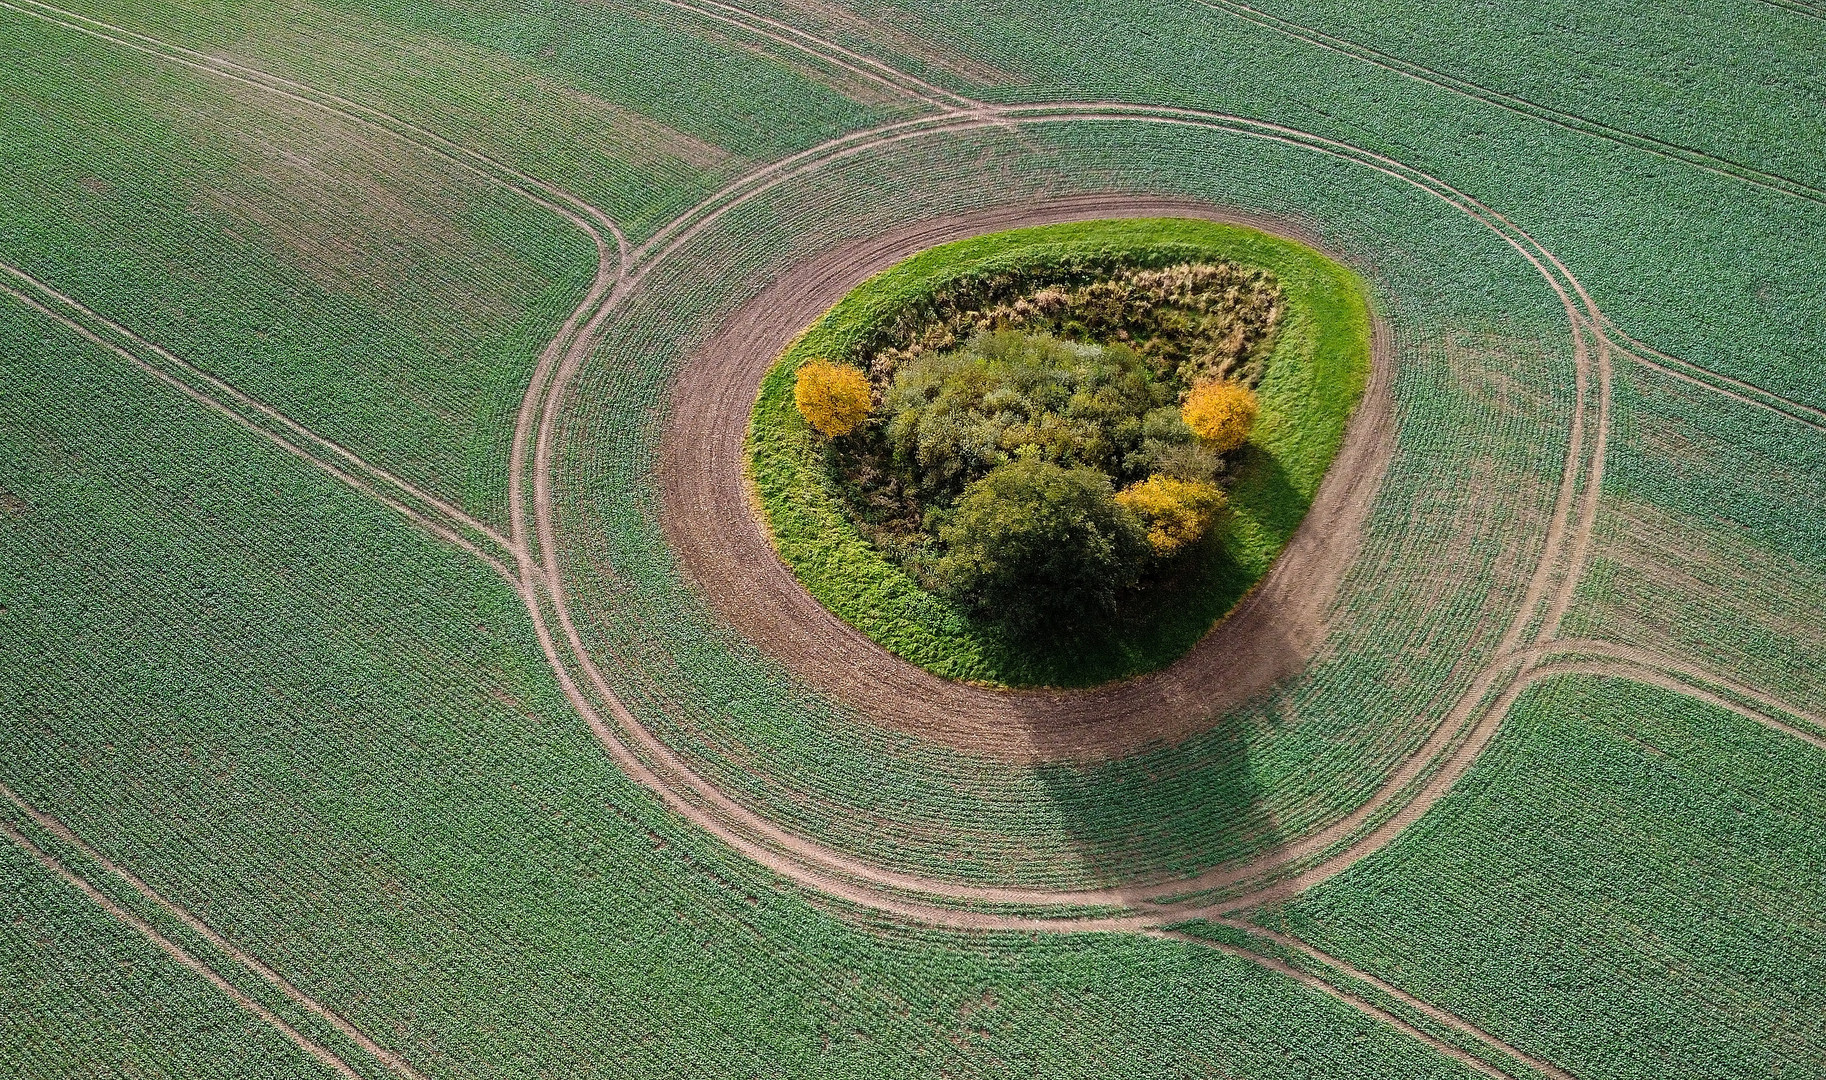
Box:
1265, 673, 1826, 1079
0, 306, 1486, 1078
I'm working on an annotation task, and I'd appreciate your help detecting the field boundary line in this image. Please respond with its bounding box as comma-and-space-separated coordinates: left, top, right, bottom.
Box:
0, 281, 524, 589
1193, 0, 1826, 208
639, 0, 975, 111
1150, 929, 1531, 1079
0, 783, 429, 1080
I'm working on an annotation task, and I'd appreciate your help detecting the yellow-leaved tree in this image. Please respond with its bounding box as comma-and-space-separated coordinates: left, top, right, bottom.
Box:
794, 358, 873, 437
1115, 475, 1227, 555
1182, 379, 1259, 452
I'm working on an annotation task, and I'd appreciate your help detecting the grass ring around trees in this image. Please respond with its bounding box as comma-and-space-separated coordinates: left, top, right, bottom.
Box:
753, 217, 1372, 686
659, 198, 1394, 761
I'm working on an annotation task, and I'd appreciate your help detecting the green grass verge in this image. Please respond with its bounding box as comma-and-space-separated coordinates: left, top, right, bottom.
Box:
746, 217, 1373, 687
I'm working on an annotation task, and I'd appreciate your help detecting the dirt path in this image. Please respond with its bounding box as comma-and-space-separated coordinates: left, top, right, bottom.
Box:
661, 195, 1396, 761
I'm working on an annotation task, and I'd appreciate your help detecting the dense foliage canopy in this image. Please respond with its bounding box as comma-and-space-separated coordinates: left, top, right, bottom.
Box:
791, 257, 1279, 631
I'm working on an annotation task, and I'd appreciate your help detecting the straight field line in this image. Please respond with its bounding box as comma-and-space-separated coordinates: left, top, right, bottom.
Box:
1755, 0, 1826, 22
1195, 0, 1826, 208
1598, 321, 1826, 434
1151, 929, 1532, 1079
2, 819, 368, 1080
0, 783, 428, 1080
0, 281, 524, 588
641, 0, 975, 110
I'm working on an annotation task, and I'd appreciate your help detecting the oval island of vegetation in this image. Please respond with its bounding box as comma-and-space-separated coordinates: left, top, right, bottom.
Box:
746, 217, 1373, 689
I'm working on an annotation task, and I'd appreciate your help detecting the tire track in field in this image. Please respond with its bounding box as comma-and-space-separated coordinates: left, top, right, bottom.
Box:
1180, 641, 1826, 915
0, 266, 520, 575
0, 0, 633, 577
534, 95, 1823, 916
1193, 0, 1826, 208
0, 783, 431, 1080
3, 825, 366, 1080
526, 98, 1616, 913
1531, 638, 1826, 749
1597, 314, 1826, 433
1147, 929, 1534, 1080
0, 280, 524, 589
1187, 921, 1578, 1080
643, 0, 978, 111
1756, 0, 1826, 22
0, 0, 628, 259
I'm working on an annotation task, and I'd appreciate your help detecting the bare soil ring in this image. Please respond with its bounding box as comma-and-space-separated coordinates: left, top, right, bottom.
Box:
546, 114, 1584, 892
661, 195, 1396, 763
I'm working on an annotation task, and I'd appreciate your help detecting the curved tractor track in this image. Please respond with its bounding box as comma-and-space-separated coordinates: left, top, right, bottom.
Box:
662, 197, 1396, 763
3, 5, 1823, 1078
519, 98, 1620, 924
518, 96, 1826, 921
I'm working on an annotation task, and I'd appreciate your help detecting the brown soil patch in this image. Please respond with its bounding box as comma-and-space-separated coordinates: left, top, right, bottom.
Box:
658, 195, 1395, 764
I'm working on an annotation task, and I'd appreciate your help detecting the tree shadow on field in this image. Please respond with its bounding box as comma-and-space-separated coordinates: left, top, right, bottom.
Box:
1027, 687, 1290, 897
980, 446, 1304, 692
988, 448, 1316, 893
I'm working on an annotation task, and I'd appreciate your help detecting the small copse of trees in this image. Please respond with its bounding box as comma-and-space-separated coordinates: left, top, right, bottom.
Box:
792, 260, 1272, 633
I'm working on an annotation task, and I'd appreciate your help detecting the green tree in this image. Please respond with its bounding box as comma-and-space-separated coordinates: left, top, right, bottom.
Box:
935, 459, 1148, 629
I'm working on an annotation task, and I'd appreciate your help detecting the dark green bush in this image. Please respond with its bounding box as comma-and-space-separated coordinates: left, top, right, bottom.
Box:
934, 458, 1149, 630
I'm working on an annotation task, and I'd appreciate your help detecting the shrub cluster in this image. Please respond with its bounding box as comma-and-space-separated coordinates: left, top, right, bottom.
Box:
863, 259, 1283, 388
793, 258, 1272, 632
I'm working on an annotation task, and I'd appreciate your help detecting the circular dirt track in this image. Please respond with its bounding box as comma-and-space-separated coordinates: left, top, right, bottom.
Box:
660, 195, 1395, 763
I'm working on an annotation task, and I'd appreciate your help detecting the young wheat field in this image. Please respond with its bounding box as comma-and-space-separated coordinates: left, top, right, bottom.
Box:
1, 0, 1821, 1076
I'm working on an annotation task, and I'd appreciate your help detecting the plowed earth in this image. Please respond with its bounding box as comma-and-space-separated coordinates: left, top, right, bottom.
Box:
660, 196, 1394, 763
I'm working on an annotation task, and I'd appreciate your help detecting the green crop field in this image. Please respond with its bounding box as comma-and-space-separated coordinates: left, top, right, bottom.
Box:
1, 0, 1820, 1075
